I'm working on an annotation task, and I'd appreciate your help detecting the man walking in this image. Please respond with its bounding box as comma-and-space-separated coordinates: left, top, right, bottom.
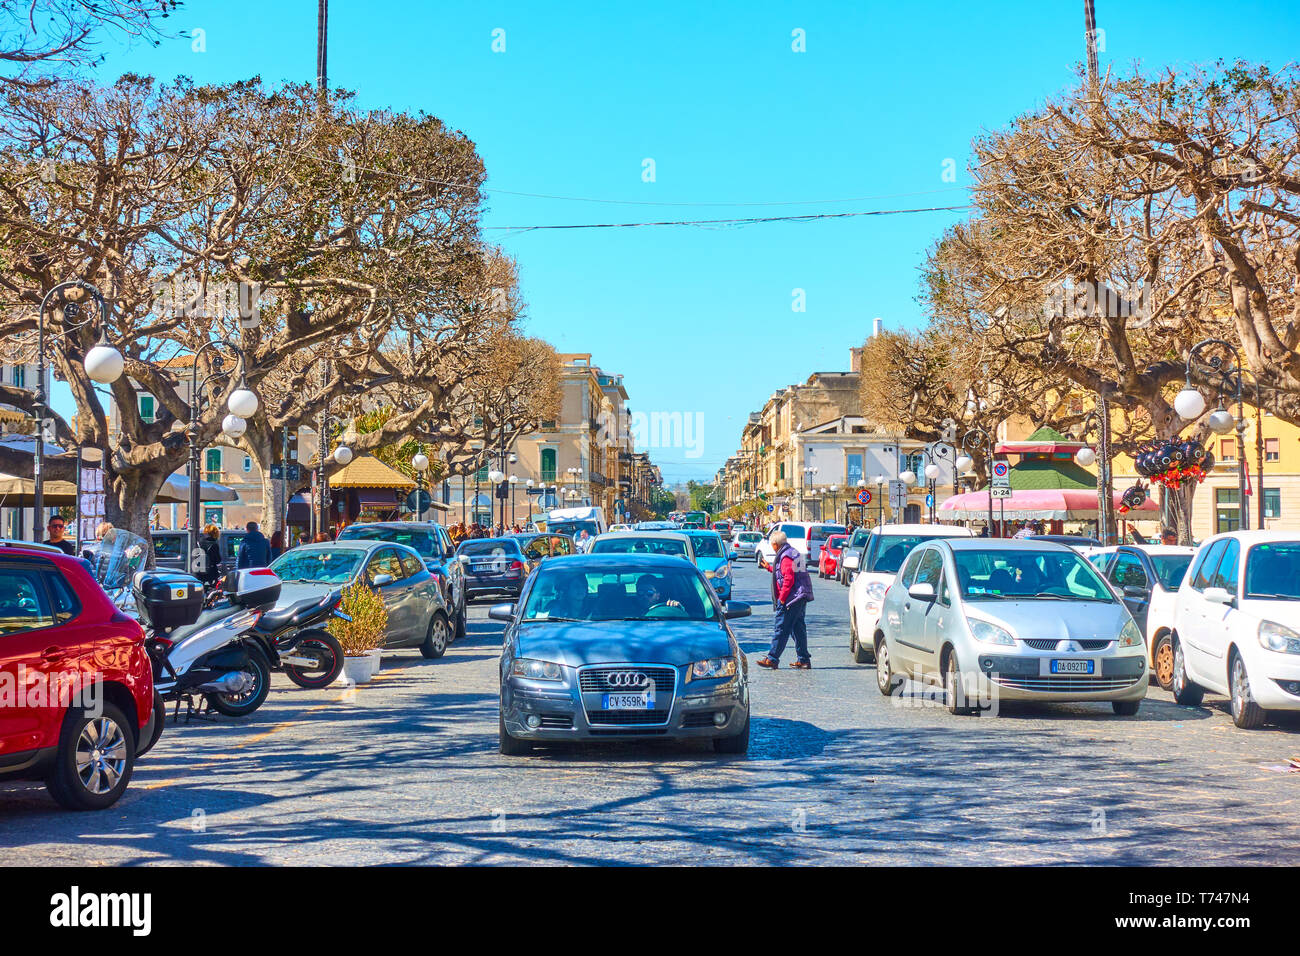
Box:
236, 521, 272, 569
757, 529, 814, 670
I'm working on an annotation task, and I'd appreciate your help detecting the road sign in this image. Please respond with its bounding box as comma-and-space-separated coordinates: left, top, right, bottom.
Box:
888, 479, 907, 510
925, 493, 934, 509
991, 486, 1013, 499
991, 460, 1010, 489
766, 504, 773, 512
856, 488, 871, 505
405, 489, 433, 513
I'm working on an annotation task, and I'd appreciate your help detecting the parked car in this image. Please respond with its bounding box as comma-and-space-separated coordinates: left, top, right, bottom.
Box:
818, 534, 849, 579
711, 520, 733, 536
268, 541, 452, 658
837, 527, 874, 585
875, 539, 1148, 715
848, 524, 974, 663
1168, 531, 1300, 728
1092, 544, 1195, 690
493, 553, 752, 755
681, 529, 735, 602
587, 531, 696, 563
151, 528, 247, 574
756, 521, 848, 568
730, 530, 763, 562
634, 520, 679, 531
456, 537, 530, 602
337, 521, 467, 641
0, 540, 158, 810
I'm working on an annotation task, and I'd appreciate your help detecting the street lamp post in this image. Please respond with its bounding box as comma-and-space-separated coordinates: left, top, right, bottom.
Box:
1178, 339, 1261, 533
33, 281, 120, 536
922, 440, 955, 525
508, 474, 518, 528
182, 340, 258, 567
1074, 410, 1110, 543
412, 452, 429, 522
955, 428, 989, 534
873, 473, 887, 527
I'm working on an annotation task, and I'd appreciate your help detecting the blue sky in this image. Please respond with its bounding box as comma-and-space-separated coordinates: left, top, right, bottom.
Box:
61, 0, 1300, 482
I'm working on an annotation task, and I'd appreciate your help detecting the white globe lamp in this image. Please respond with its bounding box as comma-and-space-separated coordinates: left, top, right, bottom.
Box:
227, 387, 259, 418
333, 444, 353, 466
1207, 409, 1235, 434
1075, 446, 1097, 467
1174, 387, 1207, 420
221, 414, 246, 438
84, 343, 125, 384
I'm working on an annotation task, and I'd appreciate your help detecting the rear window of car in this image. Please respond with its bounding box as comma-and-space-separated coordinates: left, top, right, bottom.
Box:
826, 535, 848, 549
339, 526, 440, 558
589, 536, 688, 558
811, 525, 847, 541
737, 532, 762, 544
780, 524, 807, 538
458, 539, 524, 558
152, 535, 184, 559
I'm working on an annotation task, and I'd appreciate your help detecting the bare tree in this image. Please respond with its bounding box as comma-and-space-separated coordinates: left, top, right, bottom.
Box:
0, 1, 180, 83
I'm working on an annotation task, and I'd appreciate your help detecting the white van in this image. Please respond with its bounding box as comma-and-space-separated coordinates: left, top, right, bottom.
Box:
545, 506, 608, 544
756, 521, 848, 568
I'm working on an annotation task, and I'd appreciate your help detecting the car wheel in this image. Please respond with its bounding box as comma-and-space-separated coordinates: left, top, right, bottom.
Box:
875, 635, 901, 696
713, 715, 749, 755
46, 703, 136, 811
421, 611, 450, 659
499, 711, 532, 755
1230, 652, 1267, 729
1170, 635, 1205, 706
454, 598, 467, 640
1152, 633, 1175, 692
944, 648, 974, 716
850, 611, 871, 664
1112, 699, 1141, 716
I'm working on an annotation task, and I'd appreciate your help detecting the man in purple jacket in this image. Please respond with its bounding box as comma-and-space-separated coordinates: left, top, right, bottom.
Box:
757, 529, 814, 670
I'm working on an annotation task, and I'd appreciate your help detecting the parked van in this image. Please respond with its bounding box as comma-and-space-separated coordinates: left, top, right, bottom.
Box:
151, 529, 247, 574
757, 521, 848, 568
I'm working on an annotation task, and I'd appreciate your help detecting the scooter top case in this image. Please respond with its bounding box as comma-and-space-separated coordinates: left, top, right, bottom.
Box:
223, 568, 282, 610
132, 570, 204, 633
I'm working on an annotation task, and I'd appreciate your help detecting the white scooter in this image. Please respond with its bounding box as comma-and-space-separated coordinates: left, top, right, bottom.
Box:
132, 565, 283, 720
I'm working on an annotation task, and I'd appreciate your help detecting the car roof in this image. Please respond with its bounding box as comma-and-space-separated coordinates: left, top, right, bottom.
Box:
597, 531, 689, 540
539, 553, 699, 570
1118, 544, 1195, 556
1201, 530, 1300, 545
869, 524, 974, 536
457, 536, 522, 545
343, 521, 444, 530
0, 538, 70, 557
944, 538, 1076, 553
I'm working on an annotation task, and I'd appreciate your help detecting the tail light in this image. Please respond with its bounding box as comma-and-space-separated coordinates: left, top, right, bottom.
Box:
509, 559, 524, 572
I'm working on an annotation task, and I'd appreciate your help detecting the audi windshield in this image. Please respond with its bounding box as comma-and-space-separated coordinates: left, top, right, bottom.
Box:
521, 566, 717, 622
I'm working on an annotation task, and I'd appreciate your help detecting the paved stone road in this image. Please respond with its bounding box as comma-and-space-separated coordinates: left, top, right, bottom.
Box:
3, 562, 1299, 865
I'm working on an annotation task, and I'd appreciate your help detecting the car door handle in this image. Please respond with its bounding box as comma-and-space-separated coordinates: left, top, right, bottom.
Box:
904, 603, 911, 611
40, 646, 66, 662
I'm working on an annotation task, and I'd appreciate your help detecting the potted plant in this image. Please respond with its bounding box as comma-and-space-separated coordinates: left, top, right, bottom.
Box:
328, 580, 388, 684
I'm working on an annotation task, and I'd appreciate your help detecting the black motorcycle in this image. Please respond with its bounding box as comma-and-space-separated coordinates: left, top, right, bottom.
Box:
243, 591, 347, 690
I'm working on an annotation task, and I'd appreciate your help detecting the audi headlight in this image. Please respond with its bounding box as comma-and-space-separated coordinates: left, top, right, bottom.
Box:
969, 618, 1015, 646
686, 656, 738, 683
1259, 620, 1300, 655
865, 581, 888, 601
1118, 619, 1144, 648
510, 658, 564, 681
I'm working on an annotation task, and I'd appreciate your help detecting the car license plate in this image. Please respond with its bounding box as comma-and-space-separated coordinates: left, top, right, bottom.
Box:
603, 692, 654, 710
1050, 659, 1095, 675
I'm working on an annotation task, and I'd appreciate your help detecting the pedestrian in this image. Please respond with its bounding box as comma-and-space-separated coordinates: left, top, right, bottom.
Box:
1160, 526, 1178, 546
576, 529, 591, 552
198, 524, 223, 585
42, 515, 76, 555
269, 529, 285, 559
236, 521, 272, 568
756, 529, 814, 670
80, 520, 115, 561
312, 531, 331, 543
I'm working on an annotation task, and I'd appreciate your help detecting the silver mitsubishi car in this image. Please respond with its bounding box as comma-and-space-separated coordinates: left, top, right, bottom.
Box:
875, 538, 1148, 716
493, 553, 752, 755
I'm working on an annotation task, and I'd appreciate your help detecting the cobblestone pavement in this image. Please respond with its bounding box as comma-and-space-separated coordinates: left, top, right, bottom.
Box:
2, 562, 1299, 865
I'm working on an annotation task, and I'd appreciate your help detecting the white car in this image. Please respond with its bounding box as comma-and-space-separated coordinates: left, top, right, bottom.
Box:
756, 520, 847, 568
1169, 530, 1300, 728
1092, 544, 1195, 690
729, 529, 764, 561
848, 524, 973, 663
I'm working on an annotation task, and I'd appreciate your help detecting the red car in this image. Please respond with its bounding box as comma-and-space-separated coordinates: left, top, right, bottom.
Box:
0, 541, 158, 810
818, 534, 848, 579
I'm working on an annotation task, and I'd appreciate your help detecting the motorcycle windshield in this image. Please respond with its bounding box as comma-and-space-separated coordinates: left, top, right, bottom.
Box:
94, 528, 152, 591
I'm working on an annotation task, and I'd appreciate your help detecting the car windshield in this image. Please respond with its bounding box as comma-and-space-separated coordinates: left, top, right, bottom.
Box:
810, 525, 847, 541
826, 535, 847, 550
688, 534, 724, 558
271, 547, 365, 584
339, 526, 437, 558
868, 535, 935, 574
458, 539, 523, 557
521, 566, 717, 622
589, 536, 688, 558
849, 529, 871, 547
1150, 554, 1194, 591
550, 520, 599, 537
953, 549, 1116, 602
1244, 542, 1300, 600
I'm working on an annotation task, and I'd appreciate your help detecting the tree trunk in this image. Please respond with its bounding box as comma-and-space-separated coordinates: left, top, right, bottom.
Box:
242, 423, 284, 536
102, 457, 174, 568
1159, 483, 1195, 546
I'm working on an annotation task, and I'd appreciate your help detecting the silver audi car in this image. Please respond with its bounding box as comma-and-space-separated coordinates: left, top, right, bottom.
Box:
493, 553, 752, 755
875, 538, 1148, 715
